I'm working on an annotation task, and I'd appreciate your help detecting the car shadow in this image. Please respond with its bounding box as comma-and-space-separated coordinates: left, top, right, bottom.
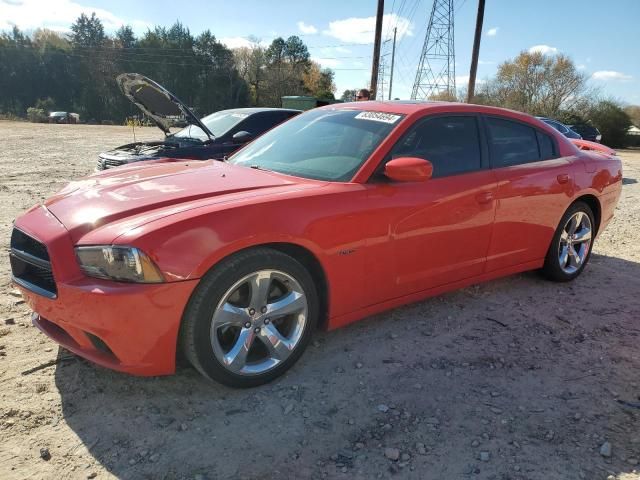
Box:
54, 252, 640, 479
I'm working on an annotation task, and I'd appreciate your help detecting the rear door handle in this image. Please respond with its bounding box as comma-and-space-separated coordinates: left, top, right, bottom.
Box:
557, 174, 570, 184
475, 191, 494, 204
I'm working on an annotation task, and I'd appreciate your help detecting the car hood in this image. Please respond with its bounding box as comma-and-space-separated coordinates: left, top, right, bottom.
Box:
116, 73, 214, 139
44, 161, 320, 242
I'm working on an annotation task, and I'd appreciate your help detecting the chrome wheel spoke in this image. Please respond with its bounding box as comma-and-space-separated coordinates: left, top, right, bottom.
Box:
267, 290, 306, 319
568, 212, 583, 234
573, 226, 591, 244
213, 302, 248, 328
223, 328, 255, 372
257, 324, 295, 360
568, 244, 581, 268
559, 244, 569, 268
248, 271, 273, 309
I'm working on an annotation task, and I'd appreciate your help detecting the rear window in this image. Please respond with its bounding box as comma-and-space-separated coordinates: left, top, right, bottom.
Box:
536, 131, 556, 160
486, 117, 540, 167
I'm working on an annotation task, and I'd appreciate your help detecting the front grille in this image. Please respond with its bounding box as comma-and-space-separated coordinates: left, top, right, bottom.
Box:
97, 157, 126, 170
10, 228, 57, 298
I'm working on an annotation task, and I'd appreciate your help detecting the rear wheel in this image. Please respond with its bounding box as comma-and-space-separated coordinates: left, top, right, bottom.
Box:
541, 201, 595, 282
181, 248, 318, 387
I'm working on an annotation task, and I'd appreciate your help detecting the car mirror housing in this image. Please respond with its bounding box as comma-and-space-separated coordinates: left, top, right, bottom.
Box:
384, 157, 433, 182
232, 131, 253, 144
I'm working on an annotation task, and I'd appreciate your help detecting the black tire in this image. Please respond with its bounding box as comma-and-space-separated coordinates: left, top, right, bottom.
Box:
541, 201, 595, 282
180, 248, 318, 387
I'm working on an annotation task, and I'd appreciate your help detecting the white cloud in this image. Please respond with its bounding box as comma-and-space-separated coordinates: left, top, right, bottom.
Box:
297, 21, 318, 35
455, 75, 485, 86
0, 0, 149, 32
324, 13, 413, 44
220, 36, 269, 49
528, 44, 559, 55
486, 27, 498, 37
591, 70, 632, 81
311, 56, 341, 69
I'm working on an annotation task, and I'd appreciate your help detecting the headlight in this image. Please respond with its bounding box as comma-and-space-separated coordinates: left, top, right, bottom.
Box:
75, 246, 164, 283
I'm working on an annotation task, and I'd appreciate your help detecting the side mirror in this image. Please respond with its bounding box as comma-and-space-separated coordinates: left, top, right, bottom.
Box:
232, 131, 253, 144
384, 157, 433, 182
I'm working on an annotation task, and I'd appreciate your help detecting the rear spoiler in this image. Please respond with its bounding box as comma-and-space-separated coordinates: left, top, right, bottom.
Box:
570, 138, 616, 157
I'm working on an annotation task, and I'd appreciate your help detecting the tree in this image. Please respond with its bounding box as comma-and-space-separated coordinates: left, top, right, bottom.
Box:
585, 100, 632, 147
70, 12, 106, 47
625, 105, 640, 128
340, 89, 357, 102
234, 40, 266, 105
115, 25, 136, 49
303, 62, 336, 99
475, 51, 588, 117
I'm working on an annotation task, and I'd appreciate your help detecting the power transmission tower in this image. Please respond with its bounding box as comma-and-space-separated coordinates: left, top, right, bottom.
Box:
376, 60, 387, 100
411, 0, 456, 100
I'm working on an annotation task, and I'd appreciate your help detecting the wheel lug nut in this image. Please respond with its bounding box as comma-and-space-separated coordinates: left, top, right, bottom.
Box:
248, 308, 255, 315
254, 327, 260, 333
244, 322, 251, 328
261, 306, 267, 313
264, 318, 270, 324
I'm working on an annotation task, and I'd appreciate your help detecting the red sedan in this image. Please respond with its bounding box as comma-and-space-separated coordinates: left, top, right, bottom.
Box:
10, 101, 622, 387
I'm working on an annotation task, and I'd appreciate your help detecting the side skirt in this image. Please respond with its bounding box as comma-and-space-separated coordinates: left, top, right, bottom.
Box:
327, 259, 543, 330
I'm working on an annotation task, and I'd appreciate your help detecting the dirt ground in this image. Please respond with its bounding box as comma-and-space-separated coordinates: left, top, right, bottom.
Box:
0, 121, 639, 480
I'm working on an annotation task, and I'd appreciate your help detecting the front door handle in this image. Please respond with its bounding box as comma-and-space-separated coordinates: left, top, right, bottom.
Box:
475, 191, 494, 204
557, 173, 570, 184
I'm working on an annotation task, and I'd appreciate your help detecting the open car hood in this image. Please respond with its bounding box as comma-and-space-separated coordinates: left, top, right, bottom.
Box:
116, 73, 214, 139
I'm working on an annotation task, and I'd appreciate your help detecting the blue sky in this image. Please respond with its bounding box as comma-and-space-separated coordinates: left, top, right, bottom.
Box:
2, 0, 638, 103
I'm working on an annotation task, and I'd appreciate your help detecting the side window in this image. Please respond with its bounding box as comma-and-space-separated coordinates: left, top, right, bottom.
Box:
236, 113, 273, 136
536, 131, 557, 160
486, 117, 540, 167
389, 116, 482, 178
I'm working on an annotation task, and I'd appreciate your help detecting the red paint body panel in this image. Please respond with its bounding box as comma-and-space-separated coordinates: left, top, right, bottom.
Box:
12, 101, 623, 376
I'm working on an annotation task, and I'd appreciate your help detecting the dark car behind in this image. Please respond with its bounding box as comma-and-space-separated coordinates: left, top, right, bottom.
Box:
97, 108, 300, 170
97, 73, 300, 170
536, 117, 582, 140
569, 123, 602, 143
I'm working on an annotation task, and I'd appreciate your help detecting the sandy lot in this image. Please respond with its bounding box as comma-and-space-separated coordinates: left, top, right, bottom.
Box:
0, 121, 639, 480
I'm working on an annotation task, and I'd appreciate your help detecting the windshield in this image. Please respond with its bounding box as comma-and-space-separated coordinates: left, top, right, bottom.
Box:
228, 109, 403, 181
172, 110, 250, 141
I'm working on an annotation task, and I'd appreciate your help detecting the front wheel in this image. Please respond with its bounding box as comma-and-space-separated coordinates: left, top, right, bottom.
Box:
180, 248, 318, 387
541, 201, 595, 282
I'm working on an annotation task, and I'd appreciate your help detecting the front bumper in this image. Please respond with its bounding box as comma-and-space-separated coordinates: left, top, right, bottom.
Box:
13, 205, 199, 376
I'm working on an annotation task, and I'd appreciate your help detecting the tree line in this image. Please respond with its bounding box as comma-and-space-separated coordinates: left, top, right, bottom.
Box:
0, 13, 336, 123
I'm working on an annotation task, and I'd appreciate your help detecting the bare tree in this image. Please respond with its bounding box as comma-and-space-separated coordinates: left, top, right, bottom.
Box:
477, 51, 588, 117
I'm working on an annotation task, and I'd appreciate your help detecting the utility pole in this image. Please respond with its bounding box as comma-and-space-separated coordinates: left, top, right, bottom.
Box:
467, 0, 485, 103
370, 0, 384, 99
388, 27, 397, 100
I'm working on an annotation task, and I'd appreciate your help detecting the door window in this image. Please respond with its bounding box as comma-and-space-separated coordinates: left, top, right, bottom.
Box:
486, 117, 541, 167
388, 116, 482, 178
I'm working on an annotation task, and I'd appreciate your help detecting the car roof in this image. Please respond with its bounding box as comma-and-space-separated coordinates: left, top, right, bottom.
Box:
323, 100, 542, 123
219, 107, 301, 115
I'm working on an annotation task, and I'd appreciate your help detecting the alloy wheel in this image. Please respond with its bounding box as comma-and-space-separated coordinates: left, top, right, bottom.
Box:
558, 211, 592, 275
210, 269, 308, 375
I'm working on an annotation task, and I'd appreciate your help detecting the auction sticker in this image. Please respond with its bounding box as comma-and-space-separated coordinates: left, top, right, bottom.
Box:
354, 111, 401, 124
